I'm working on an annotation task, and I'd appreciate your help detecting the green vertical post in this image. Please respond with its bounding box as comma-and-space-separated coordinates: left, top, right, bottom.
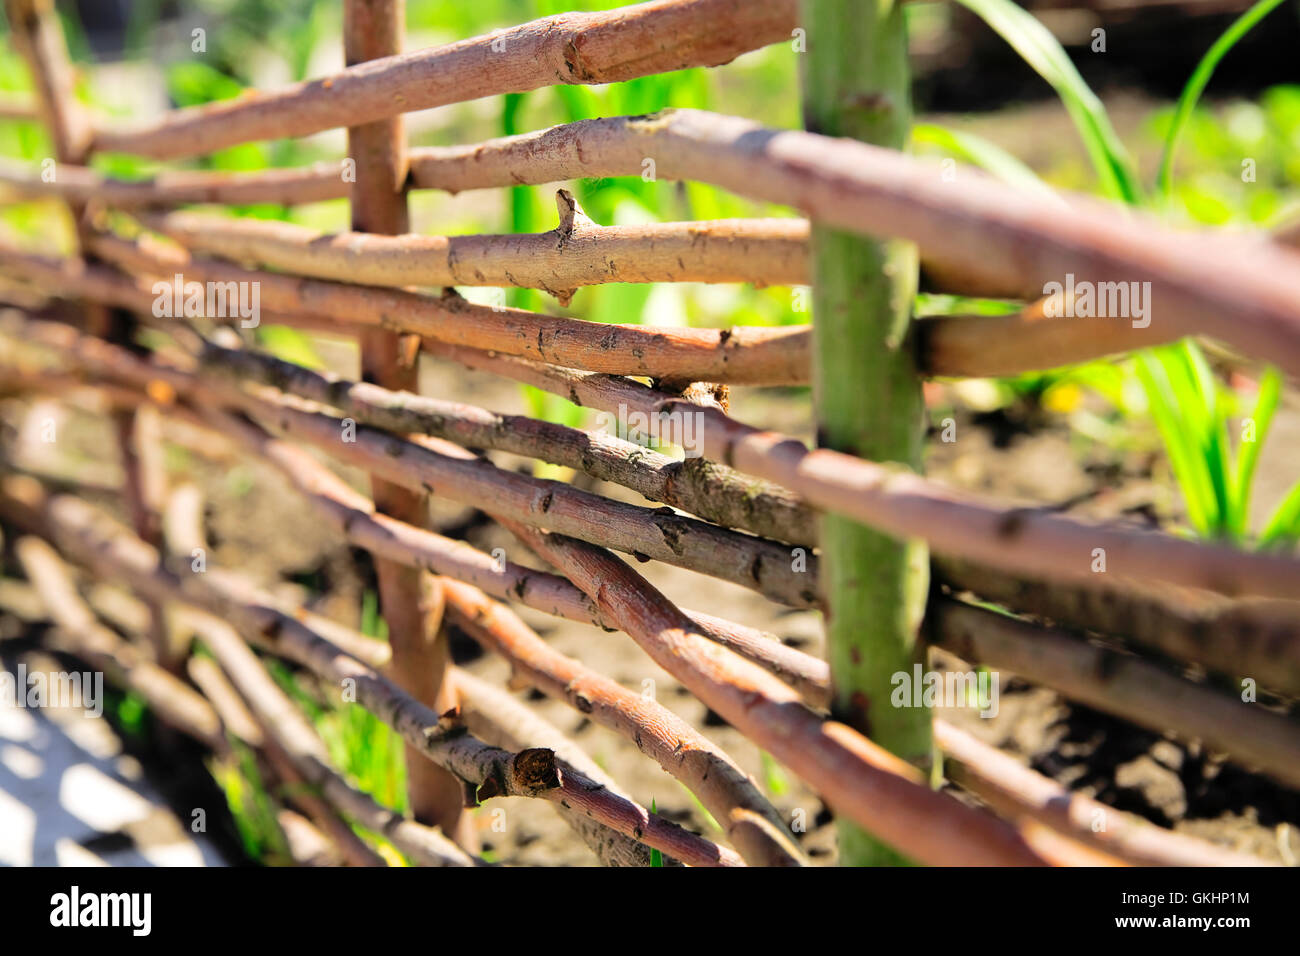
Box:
799, 0, 933, 866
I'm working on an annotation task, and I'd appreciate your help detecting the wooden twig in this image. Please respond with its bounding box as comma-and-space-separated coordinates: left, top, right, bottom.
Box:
239, 395, 820, 608
182, 386, 831, 701
90, 0, 797, 160
501, 519, 1052, 867
0, 478, 743, 867
187, 653, 386, 867
79, 234, 811, 386
934, 722, 1271, 868
927, 596, 1300, 791
453, 669, 663, 866
410, 109, 1300, 377
0, 156, 346, 207
13, 535, 222, 749
441, 577, 806, 866
191, 610, 476, 866
17, 312, 817, 606
139, 202, 808, 300
0, 92, 38, 122
936, 557, 1300, 701
4, 0, 174, 669
427, 342, 1300, 600
202, 340, 815, 545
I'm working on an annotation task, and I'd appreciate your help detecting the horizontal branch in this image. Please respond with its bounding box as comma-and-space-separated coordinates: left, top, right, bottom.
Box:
0, 156, 347, 207
427, 342, 1300, 600
139, 200, 808, 299
413, 109, 1300, 376
193, 375, 819, 606
927, 596, 1300, 791
0, 477, 743, 867
202, 340, 815, 545
82, 233, 810, 385
12, 493, 1259, 866
0, 92, 38, 121
933, 722, 1270, 867
936, 557, 1300, 701
91, 0, 797, 159
191, 611, 477, 866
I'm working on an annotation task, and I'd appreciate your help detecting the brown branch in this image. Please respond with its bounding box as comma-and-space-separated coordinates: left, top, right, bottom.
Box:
0, 92, 38, 121
13, 534, 222, 749
0, 477, 743, 867
186, 653, 386, 867
201, 339, 815, 545
441, 577, 806, 866
428, 342, 1300, 600
4, 0, 172, 668
90, 0, 797, 160
139, 201, 808, 299
500, 519, 1052, 866
936, 557, 1300, 701
927, 596, 1300, 791
934, 722, 1271, 867
406, 109, 1300, 377
191, 609, 477, 866
453, 669, 663, 866
243, 395, 819, 608
2, 0, 91, 164
16, 312, 816, 606
0, 155, 346, 207
80, 233, 811, 386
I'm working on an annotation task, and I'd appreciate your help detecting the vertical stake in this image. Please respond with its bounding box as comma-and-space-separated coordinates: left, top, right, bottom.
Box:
344, 0, 472, 847
800, 0, 934, 865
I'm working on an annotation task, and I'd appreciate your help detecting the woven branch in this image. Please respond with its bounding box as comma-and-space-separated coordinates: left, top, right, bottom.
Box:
14, 534, 223, 748
928, 596, 1300, 791
0, 477, 743, 868
0, 369, 1273, 866
453, 670, 663, 866
91, 0, 798, 159
442, 578, 806, 866
139, 202, 808, 299
402, 109, 1300, 376
936, 557, 1300, 701
501, 519, 1053, 866
82, 234, 811, 386
200, 340, 815, 544
428, 342, 1300, 600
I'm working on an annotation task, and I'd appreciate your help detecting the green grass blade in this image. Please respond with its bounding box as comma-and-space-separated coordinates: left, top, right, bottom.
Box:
1232, 367, 1281, 538
1260, 481, 1300, 550
912, 123, 1058, 197
1156, 0, 1289, 202
953, 0, 1143, 204
1135, 351, 1215, 535
1181, 342, 1234, 535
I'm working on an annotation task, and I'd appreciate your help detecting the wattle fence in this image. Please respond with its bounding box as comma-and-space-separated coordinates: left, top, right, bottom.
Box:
1, 0, 1298, 867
